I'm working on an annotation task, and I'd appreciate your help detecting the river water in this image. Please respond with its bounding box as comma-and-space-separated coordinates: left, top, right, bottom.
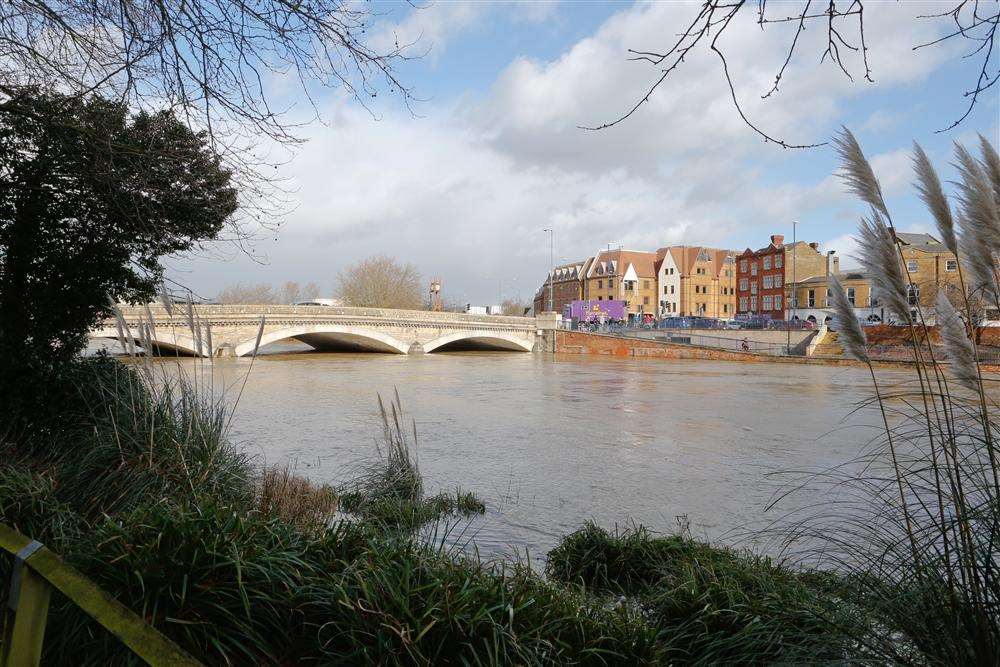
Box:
164, 344, 918, 562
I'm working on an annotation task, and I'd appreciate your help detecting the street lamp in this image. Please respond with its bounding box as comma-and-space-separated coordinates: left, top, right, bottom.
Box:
787, 219, 798, 354
543, 228, 554, 312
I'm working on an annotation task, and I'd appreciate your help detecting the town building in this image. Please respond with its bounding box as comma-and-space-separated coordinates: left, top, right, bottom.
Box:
789, 269, 877, 324
656, 246, 736, 318
736, 234, 835, 321
532, 259, 589, 314
582, 249, 658, 317
893, 232, 963, 320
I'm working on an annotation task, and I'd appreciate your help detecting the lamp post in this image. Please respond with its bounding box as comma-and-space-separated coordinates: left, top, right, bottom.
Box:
543, 228, 554, 312
787, 219, 798, 355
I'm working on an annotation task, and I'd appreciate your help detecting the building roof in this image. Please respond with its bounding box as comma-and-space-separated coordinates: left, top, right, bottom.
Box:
795, 269, 870, 285
587, 249, 657, 278
667, 246, 734, 277
740, 239, 818, 257
894, 231, 948, 251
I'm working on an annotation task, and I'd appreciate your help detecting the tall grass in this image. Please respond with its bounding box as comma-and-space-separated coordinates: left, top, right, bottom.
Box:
547, 522, 854, 665
338, 390, 486, 529
775, 129, 1000, 663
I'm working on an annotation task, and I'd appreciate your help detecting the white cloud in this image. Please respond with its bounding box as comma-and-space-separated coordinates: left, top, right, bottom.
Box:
372, 1, 557, 63
170, 1, 973, 302
461, 1, 956, 175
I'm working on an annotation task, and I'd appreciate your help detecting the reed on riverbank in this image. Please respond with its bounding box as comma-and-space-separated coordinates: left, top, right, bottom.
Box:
769, 130, 1000, 664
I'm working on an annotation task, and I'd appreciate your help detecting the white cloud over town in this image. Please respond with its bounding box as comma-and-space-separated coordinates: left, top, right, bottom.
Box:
171, 1, 984, 303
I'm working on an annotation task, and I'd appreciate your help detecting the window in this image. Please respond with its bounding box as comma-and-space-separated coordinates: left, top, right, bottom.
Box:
739, 278, 748, 291
775, 254, 782, 268
597, 296, 602, 301
670, 268, 675, 275
740, 260, 748, 272
750, 282, 758, 294
907, 259, 918, 273
847, 287, 856, 305
643, 280, 650, 289
723, 304, 729, 313
739, 297, 748, 311
597, 280, 603, 289
775, 295, 782, 311
643, 296, 650, 305
807, 289, 815, 307
763, 256, 772, 270
670, 285, 675, 294
763, 275, 773, 289
608, 279, 614, 289
750, 296, 758, 311
825, 289, 831, 304
946, 259, 957, 271
763, 295, 773, 310
608, 295, 613, 301
751, 263, 758, 276
907, 283, 920, 305
663, 285, 668, 294
624, 280, 634, 291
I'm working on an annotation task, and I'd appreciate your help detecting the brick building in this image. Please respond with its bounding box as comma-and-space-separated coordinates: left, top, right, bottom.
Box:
736, 234, 834, 320
736, 235, 787, 320
533, 259, 590, 314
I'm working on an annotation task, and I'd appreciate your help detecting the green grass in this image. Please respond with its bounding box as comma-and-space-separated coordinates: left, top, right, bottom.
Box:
547, 523, 854, 665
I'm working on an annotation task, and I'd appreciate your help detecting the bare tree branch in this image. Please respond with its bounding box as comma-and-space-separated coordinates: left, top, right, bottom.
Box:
587, 1, 997, 146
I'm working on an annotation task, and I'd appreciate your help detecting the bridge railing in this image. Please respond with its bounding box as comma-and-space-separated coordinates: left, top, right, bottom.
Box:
110, 303, 537, 327
1, 524, 199, 666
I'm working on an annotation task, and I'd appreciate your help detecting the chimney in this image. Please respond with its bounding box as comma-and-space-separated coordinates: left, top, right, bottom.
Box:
826, 251, 835, 280
770, 234, 784, 246
809, 242, 819, 251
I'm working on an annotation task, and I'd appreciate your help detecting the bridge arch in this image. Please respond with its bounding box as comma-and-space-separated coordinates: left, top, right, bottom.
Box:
421, 331, 534, 353
233, 325, 410, 356
90, 327, 205, 357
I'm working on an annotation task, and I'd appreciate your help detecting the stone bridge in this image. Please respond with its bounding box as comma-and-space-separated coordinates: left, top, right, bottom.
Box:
91, 305, 545, 356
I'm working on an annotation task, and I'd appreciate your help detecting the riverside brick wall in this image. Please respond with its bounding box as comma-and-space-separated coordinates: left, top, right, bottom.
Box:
552, 330, 829, 364
549, 330, 1000, 372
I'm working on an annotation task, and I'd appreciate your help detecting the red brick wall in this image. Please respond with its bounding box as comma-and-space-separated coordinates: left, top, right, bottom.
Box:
555, 331, 781, 363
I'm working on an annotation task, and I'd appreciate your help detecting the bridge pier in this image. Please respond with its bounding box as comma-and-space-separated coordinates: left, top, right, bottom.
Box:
407, 342, 425, 354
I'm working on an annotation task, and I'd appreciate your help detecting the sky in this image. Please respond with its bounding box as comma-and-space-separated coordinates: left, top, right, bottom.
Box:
166, 0, 1000, 306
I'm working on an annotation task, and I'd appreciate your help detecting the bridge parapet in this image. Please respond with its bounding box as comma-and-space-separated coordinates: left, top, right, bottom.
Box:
95, 304, 541, 356
112, 304, 537, 328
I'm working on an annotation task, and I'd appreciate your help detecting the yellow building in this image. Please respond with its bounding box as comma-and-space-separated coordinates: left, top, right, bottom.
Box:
894, 232, 962, 313
583, 249, 659, 317
657, 246, 736, 318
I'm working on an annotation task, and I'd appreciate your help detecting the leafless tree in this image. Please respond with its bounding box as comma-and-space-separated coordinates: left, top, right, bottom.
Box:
0, 0, 419, 241
335, 254, 422, 309
586, 1, 999, 147
0, 0, 415, 141
217, 282, 277, 304
301, 281, 321, 301
500, 298, 529, 316
279, 281, 302, 304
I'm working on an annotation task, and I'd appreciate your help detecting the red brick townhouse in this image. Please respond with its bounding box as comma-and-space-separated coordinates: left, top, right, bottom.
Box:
736, 234, 786, 320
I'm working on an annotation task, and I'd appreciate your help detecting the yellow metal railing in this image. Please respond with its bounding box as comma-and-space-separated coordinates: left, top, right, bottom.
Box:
0, 524, 200, 666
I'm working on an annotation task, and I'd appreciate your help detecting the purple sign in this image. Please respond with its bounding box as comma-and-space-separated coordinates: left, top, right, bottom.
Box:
564, 299, 627, 322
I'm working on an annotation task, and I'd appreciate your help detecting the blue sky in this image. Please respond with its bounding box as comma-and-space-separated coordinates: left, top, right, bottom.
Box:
169, 0, 999, 305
